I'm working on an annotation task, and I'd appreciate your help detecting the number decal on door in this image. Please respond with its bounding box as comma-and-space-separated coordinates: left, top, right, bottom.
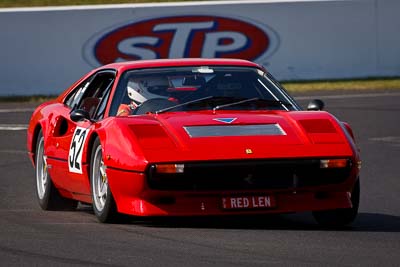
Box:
69, 127, 89, 174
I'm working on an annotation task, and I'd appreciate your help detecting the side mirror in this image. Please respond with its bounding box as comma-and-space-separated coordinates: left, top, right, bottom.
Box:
70, 109, 91, 122
307, 99, 325, 111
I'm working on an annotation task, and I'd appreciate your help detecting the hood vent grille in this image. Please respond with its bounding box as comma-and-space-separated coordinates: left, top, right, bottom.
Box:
183, 124, 286, 138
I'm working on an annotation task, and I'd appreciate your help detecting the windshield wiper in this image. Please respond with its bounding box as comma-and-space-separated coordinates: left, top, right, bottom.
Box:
155, 96, 292, 114
155, 96, 214, 114
212, 98, 292, 112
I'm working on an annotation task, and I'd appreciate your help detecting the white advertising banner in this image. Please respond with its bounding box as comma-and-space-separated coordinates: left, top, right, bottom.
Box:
0, 0, 399, 95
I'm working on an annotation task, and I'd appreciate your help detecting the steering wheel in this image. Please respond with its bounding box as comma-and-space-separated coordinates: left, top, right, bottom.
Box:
133, 98, 176, 115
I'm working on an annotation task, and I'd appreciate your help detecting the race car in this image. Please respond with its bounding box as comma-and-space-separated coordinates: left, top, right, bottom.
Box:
27, 58, 361, 226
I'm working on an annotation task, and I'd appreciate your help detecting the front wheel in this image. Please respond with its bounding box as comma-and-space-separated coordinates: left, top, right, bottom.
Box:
35, 130, 77, 210
90, 138, 119, 223
313, 179, 360, 228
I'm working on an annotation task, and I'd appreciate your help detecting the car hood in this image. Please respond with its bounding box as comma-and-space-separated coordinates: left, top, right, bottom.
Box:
125, 110, 355, 164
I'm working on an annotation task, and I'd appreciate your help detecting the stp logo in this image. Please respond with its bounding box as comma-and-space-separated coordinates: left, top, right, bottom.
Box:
84, 15, 278, 66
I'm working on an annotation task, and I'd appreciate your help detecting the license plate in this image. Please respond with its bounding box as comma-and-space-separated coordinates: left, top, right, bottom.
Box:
221, 195, 276, 210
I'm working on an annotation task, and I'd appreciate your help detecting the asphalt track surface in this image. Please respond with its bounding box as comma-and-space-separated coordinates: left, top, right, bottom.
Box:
1, 90, 399, 266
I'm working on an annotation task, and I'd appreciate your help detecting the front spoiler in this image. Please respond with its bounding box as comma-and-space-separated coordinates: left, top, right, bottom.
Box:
107, 168, 354, 217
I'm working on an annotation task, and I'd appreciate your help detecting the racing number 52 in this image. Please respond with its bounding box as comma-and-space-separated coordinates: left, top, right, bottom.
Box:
69, 127, 88, 174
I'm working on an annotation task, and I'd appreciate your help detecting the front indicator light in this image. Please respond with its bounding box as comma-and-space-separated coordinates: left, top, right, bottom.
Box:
357, 160, 362, 170
155, 164, 185, 174
320, 159, 348, 168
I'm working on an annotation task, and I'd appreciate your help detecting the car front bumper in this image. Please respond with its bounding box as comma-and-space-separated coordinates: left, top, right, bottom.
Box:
107, 166, 357, 217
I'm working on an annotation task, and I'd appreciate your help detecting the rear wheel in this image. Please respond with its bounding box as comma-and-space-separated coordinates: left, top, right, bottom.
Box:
90, 138, 119, 223
313, 179, 360, 228
35, 130, 78, 210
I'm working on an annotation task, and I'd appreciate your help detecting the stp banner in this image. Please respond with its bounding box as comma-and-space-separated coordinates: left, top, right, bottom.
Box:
0, 0, 399, 95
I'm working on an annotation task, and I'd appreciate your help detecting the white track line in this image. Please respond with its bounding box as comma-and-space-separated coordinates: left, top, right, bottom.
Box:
0, 124, 28, 131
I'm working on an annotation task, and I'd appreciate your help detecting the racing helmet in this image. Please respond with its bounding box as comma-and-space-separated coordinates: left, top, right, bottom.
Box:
127, 77, 169, 104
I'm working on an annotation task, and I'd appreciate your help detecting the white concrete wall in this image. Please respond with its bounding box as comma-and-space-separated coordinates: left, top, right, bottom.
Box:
0, 0, 399, 95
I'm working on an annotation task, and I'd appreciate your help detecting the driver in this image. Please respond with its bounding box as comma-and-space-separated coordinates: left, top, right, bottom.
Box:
117, 78, 169, 116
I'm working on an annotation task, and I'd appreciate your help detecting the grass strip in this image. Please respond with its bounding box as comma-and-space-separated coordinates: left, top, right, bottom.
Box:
0, 0, 206, 8
0, 95, 57, 103
282, 78, 400, 92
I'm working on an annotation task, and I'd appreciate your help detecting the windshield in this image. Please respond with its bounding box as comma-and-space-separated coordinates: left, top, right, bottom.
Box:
109, 66, 300, 116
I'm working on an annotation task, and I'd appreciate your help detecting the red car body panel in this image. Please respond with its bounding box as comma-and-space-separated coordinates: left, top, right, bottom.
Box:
27, 58, 360, 217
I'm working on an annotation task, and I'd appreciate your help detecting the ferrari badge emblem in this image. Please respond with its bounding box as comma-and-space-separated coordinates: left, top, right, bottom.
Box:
245, 149, 253, 154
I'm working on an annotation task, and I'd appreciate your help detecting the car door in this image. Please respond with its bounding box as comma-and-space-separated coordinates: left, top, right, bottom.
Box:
45, 70, 116, 197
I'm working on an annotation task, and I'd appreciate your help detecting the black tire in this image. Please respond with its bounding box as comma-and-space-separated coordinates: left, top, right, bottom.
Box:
90, 137, 119, 223
35, 130, 78, 211
313, 179, 360, 228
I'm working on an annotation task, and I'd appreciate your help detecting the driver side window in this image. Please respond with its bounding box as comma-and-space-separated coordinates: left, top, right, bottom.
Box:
65, 80, 90, 109
65, 70, 116, 119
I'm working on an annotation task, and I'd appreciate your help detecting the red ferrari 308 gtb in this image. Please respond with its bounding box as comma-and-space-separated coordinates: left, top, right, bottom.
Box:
27, 58, 361, 226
